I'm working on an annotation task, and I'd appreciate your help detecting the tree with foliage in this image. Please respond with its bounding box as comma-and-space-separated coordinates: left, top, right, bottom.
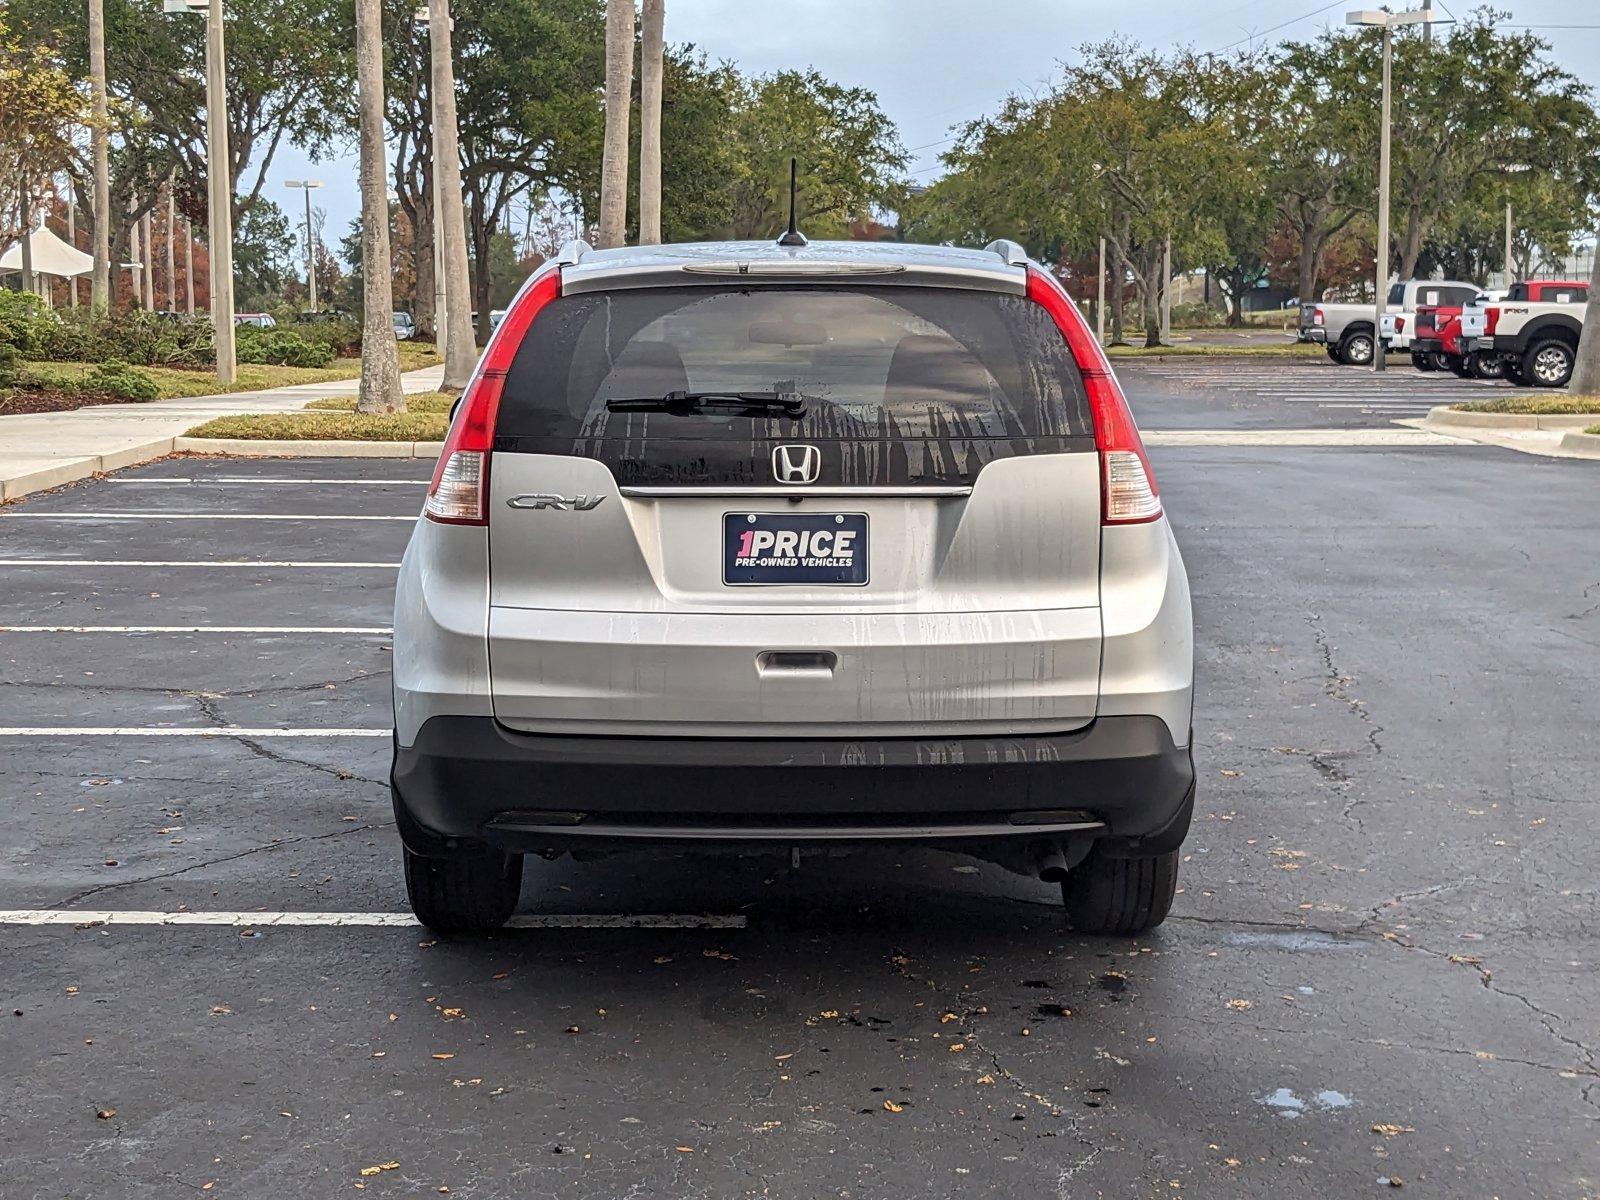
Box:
11, 0, 352, 304
0, 13, 85, 268
722, 69, 907, 240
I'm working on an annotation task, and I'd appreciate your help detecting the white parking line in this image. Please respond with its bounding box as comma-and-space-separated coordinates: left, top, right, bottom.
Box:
0, 626, 392, 634
0, 560, 400, 568
0, 910, 747, 929
1, 512, 415, 521
0, 727, 390, 737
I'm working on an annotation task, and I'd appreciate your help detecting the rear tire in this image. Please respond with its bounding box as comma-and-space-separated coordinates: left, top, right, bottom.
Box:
1503, 360, 1529, 386
1325, 345, 1341, 363
404, 846, 523, 934
1469, 352, 1504, 381
1523, 338, 1575, 389
1410, 350, 1436, 372
1061, 845, 1179, 935
1444, 354, 1471, 378
1337, 329, 1375, 367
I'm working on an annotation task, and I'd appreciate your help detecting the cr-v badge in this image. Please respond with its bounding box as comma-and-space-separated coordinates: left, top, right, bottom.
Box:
506, 493, 605, 511
772, 444, 821, 485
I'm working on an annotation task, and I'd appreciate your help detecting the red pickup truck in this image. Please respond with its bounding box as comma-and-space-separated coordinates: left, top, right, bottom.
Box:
1411, 296, 1502, 380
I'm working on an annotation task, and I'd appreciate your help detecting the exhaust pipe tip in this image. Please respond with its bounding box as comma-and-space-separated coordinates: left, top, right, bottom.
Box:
1037, 845, 1071, 884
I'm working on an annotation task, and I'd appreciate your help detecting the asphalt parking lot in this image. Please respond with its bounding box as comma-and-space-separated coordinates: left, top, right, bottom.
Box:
2, 366, 1597, 1197
1118, 355, 1542, 429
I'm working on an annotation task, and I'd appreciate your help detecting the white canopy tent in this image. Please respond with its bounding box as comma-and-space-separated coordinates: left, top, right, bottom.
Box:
0, 225, 96, 279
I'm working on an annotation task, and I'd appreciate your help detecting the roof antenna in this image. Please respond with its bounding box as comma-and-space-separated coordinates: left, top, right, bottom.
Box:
776, 156, 807, 247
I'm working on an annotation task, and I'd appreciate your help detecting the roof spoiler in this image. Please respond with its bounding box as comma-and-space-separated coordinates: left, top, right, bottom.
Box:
554, 238, 594, 266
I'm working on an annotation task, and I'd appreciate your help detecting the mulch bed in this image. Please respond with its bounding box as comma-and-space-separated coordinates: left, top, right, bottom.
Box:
0, 387, 128, 416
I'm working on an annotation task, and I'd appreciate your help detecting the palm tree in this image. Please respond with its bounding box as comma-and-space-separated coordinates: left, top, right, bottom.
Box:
354, 0, 404, 412
88, 0, 110, 312
597, 0, 634, 249
1569, 233, 1600, 398
638, 0, 663, 245
429, 0, 476, 393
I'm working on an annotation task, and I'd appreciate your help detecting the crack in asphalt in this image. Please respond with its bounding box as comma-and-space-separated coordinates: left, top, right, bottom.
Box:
1306, 613, 1386, 757
887, 949, 1098, 1154
46, 819, 394, 909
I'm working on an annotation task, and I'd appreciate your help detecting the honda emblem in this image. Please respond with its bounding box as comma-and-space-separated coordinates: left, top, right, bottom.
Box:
771, 444, 821, 485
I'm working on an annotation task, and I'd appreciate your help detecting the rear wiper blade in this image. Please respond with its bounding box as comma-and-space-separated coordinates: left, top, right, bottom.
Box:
605, 390, 808, 417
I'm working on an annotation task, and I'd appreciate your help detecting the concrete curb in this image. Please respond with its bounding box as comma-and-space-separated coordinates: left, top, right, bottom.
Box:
1, 438, 176, 502
1423, 405, 1600, 431
173, 437, 441, 458
1556, 430, 1600, 457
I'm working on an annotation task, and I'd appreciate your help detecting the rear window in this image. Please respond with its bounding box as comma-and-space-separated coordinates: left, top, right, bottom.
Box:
497, 286, 1091, 443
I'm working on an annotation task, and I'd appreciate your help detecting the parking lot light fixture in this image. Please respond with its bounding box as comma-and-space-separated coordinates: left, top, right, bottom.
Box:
1346, 6, 1448, 373
285, 180, 324, 311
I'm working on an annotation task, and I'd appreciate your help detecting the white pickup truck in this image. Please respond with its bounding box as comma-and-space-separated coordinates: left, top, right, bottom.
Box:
1376, 280, 1482, 357
1471, 279, 1590, 387
1299, 278, 1479, 366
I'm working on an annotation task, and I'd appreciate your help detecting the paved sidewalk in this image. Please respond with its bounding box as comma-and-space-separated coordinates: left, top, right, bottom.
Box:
0, 366, 445, 500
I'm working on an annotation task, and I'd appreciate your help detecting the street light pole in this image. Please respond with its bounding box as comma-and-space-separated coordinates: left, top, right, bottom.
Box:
1375, 21, 1391, 373
1346, 8, 1446, 374
1504, 200, 1514, 289
285, 180, 323, 311
1097, 235, 1106, 345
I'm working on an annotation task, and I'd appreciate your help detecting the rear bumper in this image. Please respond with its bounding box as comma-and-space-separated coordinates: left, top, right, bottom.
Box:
1299, 328, 1327, 344
1412, 337, 1444, 355
391, 715, 1195, 856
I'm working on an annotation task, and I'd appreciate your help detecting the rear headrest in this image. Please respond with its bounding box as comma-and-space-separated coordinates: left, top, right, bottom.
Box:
606, 340, 689, 396
884, 334, 988, 406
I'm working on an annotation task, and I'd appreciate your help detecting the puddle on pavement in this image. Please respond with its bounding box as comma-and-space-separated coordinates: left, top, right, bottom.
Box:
1223, 930, 1362, 952
1259, 1087, 1354, 1119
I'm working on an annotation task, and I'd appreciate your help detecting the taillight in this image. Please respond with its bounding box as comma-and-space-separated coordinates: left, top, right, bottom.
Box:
1485, 306, 1500, 336
1313, 306, 1325, 326
1026, 266, 1161, 525
424, 269, 561, 525
1394, 317, 1406, 334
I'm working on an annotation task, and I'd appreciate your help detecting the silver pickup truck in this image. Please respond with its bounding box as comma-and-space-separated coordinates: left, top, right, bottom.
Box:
1298, 279, 1480, 365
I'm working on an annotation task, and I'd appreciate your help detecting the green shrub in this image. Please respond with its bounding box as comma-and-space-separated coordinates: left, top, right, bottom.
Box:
0, 343, 19, 388
36, 309, 214, 368
236, 327, 336, 368
291, 317, 362, 357
84, 359, 161, 402
1170, 301, 1227, 329
0, 290, 57, 356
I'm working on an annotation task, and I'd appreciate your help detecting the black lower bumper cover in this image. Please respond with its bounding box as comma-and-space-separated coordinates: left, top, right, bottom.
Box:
391, 716, 1195, 857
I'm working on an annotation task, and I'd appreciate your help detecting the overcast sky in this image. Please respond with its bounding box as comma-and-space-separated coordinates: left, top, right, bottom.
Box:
274, 0, 1600, 244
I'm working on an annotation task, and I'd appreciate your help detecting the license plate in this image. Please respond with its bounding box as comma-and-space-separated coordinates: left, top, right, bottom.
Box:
723, 512, 868, 586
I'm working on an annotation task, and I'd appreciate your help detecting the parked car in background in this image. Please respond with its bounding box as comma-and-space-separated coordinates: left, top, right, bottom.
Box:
391, 237, 1196, 937
1298, 278, 1477, 365
235, 312, 277, 329
1475, 279, 1590, 387
394, 311, 415, 341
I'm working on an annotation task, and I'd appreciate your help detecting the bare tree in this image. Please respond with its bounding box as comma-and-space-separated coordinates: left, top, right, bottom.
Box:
354, 0, 404, 413
88, 0, 111, 312
1569, 233, 1600, 398
638, 0, 663, 245
597, 0, 633, 248
430, 0, 476, 392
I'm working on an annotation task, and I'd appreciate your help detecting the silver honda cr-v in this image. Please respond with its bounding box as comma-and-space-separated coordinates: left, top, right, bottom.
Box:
391, 236, 1194, 935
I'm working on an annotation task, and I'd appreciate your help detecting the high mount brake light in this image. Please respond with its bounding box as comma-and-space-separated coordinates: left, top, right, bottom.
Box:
425, 269, 562, 526
1026, 266, 1161, 525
